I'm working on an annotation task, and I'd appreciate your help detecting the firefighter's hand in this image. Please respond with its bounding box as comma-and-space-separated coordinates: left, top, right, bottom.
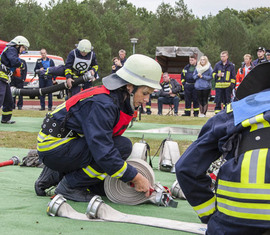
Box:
53, 80, 57, 85
90, 70, 95, 76
131, 173, 153, 197
67, 78, 74, 89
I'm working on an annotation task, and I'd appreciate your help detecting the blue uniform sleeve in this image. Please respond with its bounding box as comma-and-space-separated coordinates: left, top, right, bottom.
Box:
175, 111, 233, 223
50, 59, 56, 80
21, 59, 27, 81
212, 63, 218, 80
65, 50, 75, 79
73, 100, 137, 182
6, 47, 21, 68
89, 51, 98, 73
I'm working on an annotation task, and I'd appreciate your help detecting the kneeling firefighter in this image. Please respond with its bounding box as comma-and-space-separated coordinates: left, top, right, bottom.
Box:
176, 62, 270, 234
35, 54, 161, 202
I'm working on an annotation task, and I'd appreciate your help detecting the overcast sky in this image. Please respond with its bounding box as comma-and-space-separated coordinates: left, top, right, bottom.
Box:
128, 0, 270, 17
32, 0, 270, 18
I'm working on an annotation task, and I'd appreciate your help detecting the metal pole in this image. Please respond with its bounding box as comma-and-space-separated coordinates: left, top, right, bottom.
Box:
133, 43, 135, 54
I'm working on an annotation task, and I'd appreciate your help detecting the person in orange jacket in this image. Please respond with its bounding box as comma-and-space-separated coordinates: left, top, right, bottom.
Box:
235, 54, 254, 90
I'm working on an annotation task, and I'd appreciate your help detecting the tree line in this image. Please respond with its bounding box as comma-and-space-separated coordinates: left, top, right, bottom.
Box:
1, 0, 270, 77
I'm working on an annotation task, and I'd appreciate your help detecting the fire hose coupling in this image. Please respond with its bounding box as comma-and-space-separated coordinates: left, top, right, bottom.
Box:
47, 194, 67, 217
170, 180, 186, 200
10, 156, 20, 165
85, 195, 104, 219
82, 71, 95, 82
150, 183, 178, 208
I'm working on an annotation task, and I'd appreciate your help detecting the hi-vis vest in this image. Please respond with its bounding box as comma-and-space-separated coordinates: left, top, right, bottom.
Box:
66, 85, 133, 136
72, 49, 92, 75
38, 85, 133, 152
194, 105, 270, 227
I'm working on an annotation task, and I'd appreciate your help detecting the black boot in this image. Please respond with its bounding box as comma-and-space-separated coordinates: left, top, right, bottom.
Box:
55, 177, 95, 202
181, 111, 190, 116
35, 166, 62, 196
194, 111, 199, 117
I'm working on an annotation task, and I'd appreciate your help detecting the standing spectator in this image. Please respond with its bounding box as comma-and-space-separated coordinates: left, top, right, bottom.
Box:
266, 49, 270, 62
111, 57, 122, 73
158, 72, 181, 116
193, 56, 213, 117
0, 35, 29, 124
34, 49, 56, 111
181, 55, 199, 117
11, 58, 27, 110
235, 54, 254, 90
212, 51, 236, 114
253, 47, 266, 66
119, 49, 127, 65
65, 39, 98, 98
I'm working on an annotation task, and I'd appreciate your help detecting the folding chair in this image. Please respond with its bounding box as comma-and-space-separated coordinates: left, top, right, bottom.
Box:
166, 104, 174, 116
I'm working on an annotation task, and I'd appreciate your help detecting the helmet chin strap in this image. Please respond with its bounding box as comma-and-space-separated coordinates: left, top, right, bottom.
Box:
129, 86, 139, 112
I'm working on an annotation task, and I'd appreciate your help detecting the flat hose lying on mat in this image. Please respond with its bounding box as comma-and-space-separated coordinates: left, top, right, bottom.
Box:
47, 194, 207, 234
104, 159, 177, 207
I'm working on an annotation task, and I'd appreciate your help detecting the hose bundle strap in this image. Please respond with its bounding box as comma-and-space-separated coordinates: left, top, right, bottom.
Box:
104, 159, 177, 207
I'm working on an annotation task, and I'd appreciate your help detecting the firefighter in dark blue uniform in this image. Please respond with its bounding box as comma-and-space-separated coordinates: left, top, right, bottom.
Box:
10, 58, 27, 110
181, 55, 199, 116
253, 47, 267, 66
35, 54, 162, 202
176, 62, 270, 234
212, 51, 236, 114
34, 49, 56, 111
0, 36, 29, 123
65, 39, 98, 98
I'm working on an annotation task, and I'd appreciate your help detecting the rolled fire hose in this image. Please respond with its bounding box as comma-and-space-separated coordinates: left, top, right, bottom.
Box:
47, 194, 207, 234
11, 73, 94, 97
104, 159, 177, 207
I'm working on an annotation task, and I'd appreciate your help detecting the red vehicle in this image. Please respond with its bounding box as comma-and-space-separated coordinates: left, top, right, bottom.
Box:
0, 40, 8, 54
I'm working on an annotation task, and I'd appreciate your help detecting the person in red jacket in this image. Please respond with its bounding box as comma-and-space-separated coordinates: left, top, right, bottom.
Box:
235, 54, 254, 90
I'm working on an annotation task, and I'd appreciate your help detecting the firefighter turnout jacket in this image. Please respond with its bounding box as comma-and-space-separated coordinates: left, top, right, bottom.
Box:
0, 46, 23, 83
65, 48, 98, 79
176, 89, 270, 229
212, 60, 236, 89
37, 85, 137, 183
181, 64, 196, 85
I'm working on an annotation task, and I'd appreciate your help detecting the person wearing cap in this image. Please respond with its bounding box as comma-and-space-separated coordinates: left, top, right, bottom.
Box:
0, 35, 29, 124
265, 49, 270, 62
212, 51, 236, 114
65, 39, 98, 98
253, 47, 267, 66
34, 54, 161, 202
176, 62, 270, 234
